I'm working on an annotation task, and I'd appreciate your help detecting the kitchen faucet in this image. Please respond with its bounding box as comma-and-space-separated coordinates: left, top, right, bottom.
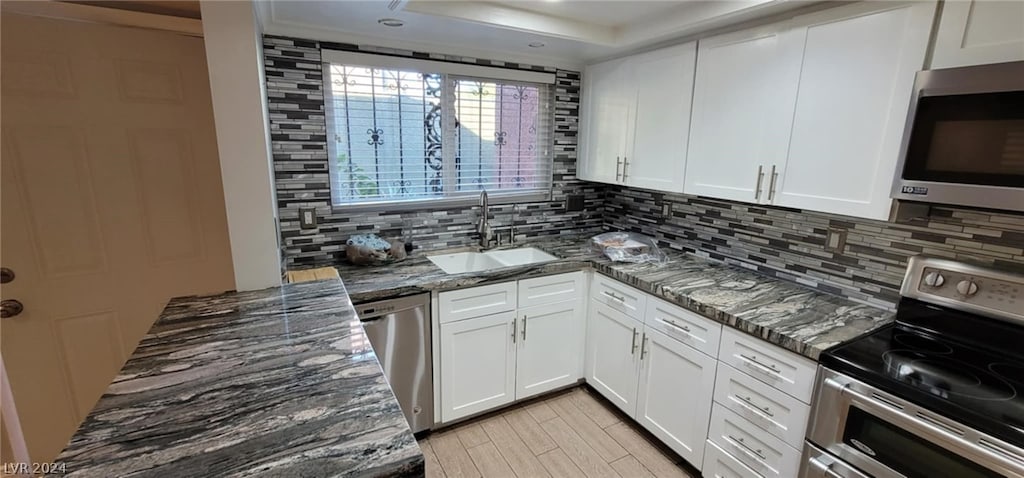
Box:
477, 190, 493, 248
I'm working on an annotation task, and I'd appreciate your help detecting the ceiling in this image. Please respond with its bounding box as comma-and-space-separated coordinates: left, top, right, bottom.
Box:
259, 0, 817, 69
65, 1, 201, 19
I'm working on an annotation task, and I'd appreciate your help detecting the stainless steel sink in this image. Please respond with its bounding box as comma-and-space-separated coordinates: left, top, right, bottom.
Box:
427, 247, 558, 274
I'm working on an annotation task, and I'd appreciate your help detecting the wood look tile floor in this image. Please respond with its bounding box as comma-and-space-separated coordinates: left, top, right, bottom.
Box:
418, 387, 698, 478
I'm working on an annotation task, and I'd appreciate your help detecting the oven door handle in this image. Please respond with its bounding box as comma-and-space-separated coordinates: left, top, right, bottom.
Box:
824, 378, 1024, 475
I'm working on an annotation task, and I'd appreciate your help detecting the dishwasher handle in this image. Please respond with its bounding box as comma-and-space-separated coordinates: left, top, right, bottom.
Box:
356, 294, 430, 321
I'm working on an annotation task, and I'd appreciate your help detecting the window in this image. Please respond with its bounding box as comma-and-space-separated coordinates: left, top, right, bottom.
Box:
322, 51, 555, 208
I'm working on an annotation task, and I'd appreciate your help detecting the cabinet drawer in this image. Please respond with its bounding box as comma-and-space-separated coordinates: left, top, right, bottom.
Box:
518, 271, 584, 307
708, 404, 800, 478
590, 274, 646, 320
702, 440, 764, 478
713, 364, 810, 449
438, 282, 517, 324
644, 296, 721, 357
718, 328, 816, 402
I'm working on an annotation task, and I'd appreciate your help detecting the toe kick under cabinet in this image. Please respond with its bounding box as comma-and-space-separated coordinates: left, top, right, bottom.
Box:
437, 271, 586, 423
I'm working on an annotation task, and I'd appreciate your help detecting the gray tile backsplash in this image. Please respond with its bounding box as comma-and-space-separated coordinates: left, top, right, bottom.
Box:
603, 185, 1024, 308
264, 35, 603, 267
264, 36, 1023, 308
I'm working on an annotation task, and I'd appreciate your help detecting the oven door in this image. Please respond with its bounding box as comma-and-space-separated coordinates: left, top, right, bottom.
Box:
891, 61, 1024, 212
806, 367, 1024, 478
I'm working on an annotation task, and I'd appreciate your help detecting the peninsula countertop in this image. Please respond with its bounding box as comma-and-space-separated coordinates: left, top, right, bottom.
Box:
55, 280, 423, 477
333, 237, 895, 360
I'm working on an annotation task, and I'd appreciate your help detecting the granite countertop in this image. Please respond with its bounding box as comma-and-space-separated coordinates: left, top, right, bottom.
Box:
333, 237, 895, 360
56, 280, 423, 477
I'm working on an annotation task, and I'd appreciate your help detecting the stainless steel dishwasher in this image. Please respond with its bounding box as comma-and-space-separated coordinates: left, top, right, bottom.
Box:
355, 293, 432, 433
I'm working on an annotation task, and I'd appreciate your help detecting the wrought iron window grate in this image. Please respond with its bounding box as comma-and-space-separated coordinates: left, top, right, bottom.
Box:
324, 62, 554, 207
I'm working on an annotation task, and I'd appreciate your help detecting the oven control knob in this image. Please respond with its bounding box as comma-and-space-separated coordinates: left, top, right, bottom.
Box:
923, 272, 945, 288
956, 280, 979, 296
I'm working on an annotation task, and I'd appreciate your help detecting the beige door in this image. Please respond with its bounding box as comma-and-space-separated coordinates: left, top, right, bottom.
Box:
1, 12, 235, 462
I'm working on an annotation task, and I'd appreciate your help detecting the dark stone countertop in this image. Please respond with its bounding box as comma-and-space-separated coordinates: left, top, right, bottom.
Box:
334, 237, 895, 360
55, 280, 424, 478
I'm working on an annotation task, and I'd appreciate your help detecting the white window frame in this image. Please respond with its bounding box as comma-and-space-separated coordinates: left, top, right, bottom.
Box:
322, 50, 557, 211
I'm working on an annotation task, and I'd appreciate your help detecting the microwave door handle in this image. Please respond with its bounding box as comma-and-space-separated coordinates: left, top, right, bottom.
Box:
824, 378, 1024, 474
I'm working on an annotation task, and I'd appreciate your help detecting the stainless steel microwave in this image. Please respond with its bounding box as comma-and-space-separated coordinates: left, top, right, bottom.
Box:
891, 61, 1024, 213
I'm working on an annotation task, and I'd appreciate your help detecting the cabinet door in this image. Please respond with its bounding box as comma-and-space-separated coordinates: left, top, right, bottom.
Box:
685, 24, 799, 203
439, 311, 517, 423
773, 1, 935, 220
585, 299, 642, 416
580, 58, 632, 184
931, 0, 1024, 69
515, 300, 584, 400
624, 42, 696, 192
636, 327, 717, 469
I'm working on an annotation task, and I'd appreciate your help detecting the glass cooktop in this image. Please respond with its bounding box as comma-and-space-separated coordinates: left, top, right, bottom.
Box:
822, 298, 1024, 448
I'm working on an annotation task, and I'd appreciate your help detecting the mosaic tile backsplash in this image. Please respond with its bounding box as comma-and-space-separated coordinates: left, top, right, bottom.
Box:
603, 185, 1024, 308
264, 35, 603, 266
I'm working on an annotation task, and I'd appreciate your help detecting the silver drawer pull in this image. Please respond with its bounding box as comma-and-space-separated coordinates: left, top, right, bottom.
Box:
605, 291, 626, 303
631, 328, 639, 355
662, 318, 691, 333
739, 353, 781, 375
728, 435, 767, 461
736, 395, 774, 417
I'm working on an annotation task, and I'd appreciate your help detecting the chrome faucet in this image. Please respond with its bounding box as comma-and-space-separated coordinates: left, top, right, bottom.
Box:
477, 190, 493, 248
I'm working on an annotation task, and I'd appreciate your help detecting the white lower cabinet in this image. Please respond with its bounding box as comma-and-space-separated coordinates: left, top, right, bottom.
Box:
585, 299, 642, 415
702, 440, 763, 478
439, 311, 517, 422
708, 404, 800, 478
437, 272, 585, 423
516, 300, 584, 400
636, 327, 717, 469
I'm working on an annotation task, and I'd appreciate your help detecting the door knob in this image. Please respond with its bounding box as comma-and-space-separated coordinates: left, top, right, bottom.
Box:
1, 300, 24, 318
0, 268, 13, 284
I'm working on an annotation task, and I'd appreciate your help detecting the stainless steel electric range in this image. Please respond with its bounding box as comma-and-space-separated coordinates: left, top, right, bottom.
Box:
802, 256, 1024, 478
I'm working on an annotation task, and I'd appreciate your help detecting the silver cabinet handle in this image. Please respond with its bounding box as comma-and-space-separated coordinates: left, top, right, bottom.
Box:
631, 328, 639, 355
621, 157, 628, 181
736, 394, 774, 417
739, 353, 781, 376
767, 164, 779, 201
754, 165, 764, 200
615, 156, 623, 181
728, 434, 767, 461
511, 319, 517, 343
661, 318, 691, 333
521, 316, 527, 341
604, 291, 625, 304
640, 334, 650, 360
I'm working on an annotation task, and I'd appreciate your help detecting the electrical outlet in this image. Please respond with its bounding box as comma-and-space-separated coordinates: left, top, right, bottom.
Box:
661, 203, 672, 216
826, 228, 847, 252
299, 207, 318, 230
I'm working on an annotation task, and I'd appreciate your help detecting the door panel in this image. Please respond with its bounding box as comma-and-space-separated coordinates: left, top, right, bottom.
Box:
636, 327, 717, 469
1, 13, 235, 462
440, 312, 517, 422
774, 2, 935, 219
626, 42, 695, 192
585, 299, 641, 416
685, 24, 799, 203
516, 301, 584, 400
581, 58, 630, 184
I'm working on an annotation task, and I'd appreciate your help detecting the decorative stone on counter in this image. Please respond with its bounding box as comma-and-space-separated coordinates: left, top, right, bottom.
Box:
329, 237, 894, 360
56, 280, 423, 477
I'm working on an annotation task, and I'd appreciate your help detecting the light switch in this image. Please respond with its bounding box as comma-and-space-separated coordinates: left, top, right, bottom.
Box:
299, 207, 317, 230
826, 228, 847, 252
661, 203, 672, 216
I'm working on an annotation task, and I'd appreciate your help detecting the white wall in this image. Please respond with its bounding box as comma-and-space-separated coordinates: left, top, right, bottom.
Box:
200, 0, 282, 291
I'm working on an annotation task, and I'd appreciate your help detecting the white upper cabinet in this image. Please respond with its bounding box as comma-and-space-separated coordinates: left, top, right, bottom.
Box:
580, 42, 696, 192
931, 0, 1024, 69
685, 24, 799, 203
624, 43, 695, 192
774, 1, 936, 220
580, 57, 632, 184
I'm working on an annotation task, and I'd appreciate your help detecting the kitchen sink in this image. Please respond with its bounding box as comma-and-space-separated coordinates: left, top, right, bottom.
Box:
428, 247, 558, 274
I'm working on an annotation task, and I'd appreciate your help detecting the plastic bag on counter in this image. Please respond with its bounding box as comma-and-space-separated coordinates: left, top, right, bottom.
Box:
591, 232, 667, 264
